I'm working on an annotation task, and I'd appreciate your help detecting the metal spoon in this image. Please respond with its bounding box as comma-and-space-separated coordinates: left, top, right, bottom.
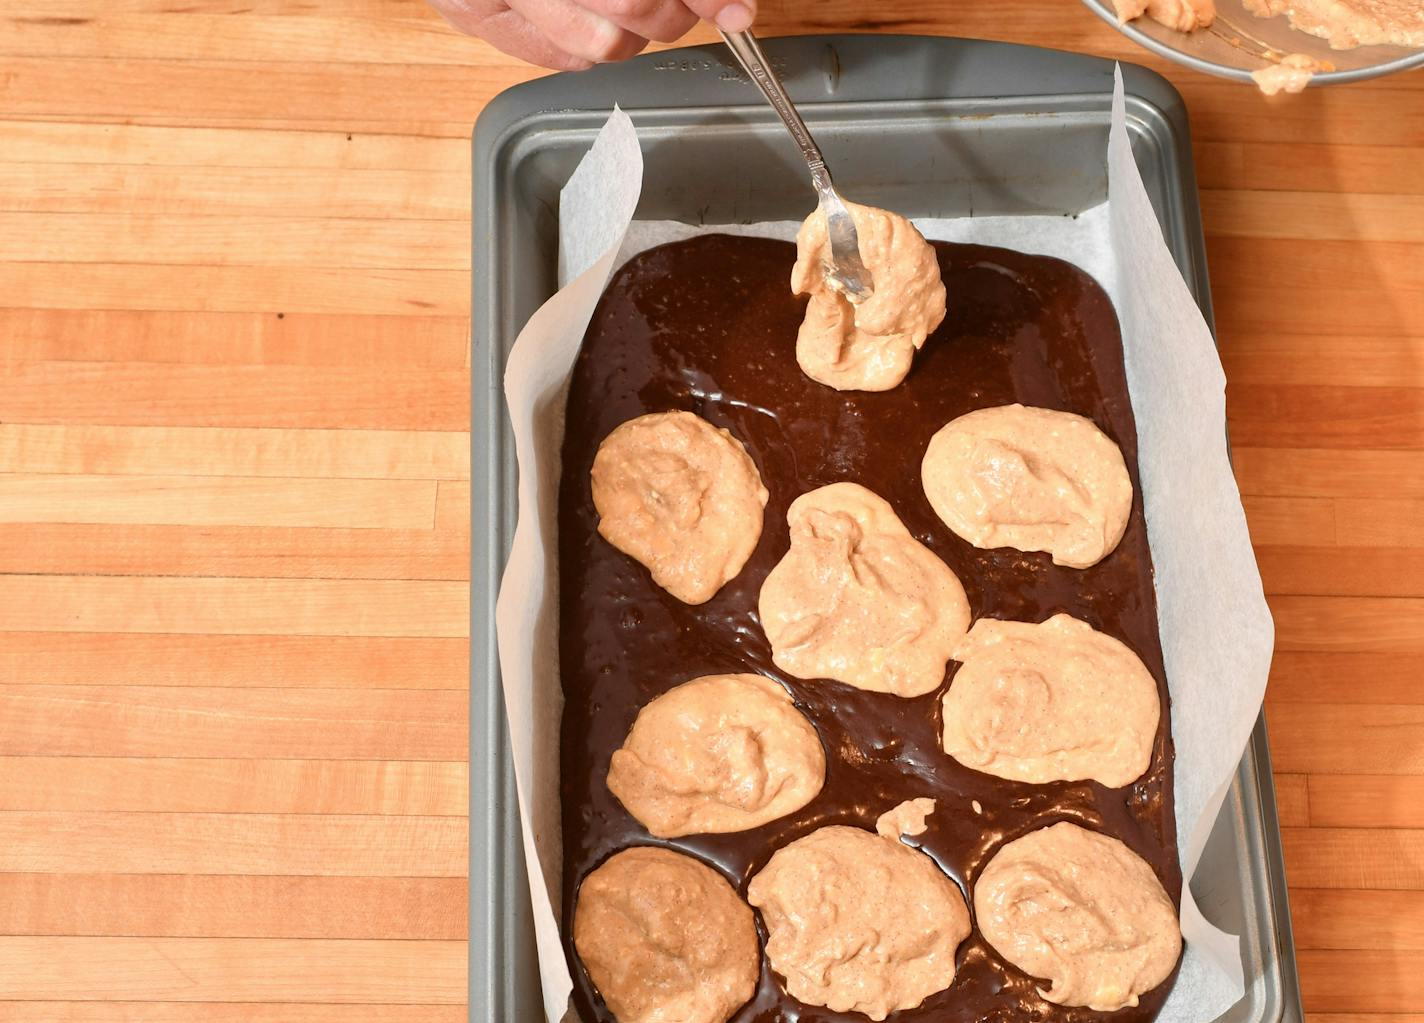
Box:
718, 29, 874, 302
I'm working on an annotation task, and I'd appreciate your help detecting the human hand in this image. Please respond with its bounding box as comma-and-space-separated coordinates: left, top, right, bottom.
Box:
430, 0, 755, 70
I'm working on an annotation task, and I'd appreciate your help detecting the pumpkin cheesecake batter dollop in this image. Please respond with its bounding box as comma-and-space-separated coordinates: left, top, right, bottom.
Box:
941, 613, 1160, 788
573, 846, 759, 1023
748, 812, 970, 1020
975, 822, 1182, 1012
758, 482, 971, 697
607, 673, 825, 838
922, 404, 1133, 569
592, 410, 767, 604
791, 202, 946, 392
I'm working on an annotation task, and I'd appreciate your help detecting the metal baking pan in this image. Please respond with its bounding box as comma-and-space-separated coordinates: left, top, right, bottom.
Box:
471, 34, 1301, 1022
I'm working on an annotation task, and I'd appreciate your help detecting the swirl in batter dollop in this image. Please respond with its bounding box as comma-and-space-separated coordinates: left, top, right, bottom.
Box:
606, 673, 825, 838
921, 403, 1133, 569
592, 411, 767, 604
941, 613, 1160, 787
791, 202, 946, 392
748, 813, 970, 1020
975, 822, 1181, 1011
759, 482, 970, 697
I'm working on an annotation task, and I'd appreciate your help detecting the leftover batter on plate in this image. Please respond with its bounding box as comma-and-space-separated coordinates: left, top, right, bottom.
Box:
1113, 0, 1417, 94
1244, 0, 1424, 47
1252, 52, 1331, 92
1113, 0, 1215, 30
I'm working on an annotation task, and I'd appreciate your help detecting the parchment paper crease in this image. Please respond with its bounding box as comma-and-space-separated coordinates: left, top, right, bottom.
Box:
495, 70, 1274, 1023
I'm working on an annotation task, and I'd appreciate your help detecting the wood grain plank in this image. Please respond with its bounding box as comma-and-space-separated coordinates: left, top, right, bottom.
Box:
0, 757, 467, 814
0, 309, 468, 366
1293, 888, 1424, 949
1227, 385, 1424, 450
32, 44, 1394, 143
1197, 141, 1424, 195
0, 522, 467, 580
1257, 548, 1424, 599
1268, 651, 1424, 705
1233, 448, 1424, 499
1283, 827, 1424, 889
0, 163, 466, 218
1205, 191, 1424, 243
0, 424, 469, 479
1185, 80, 1424, 146
0, 1005, 466, 1023
0, 812, 466, 876
4, 113, 476, 139
0, 57, 505, 123
1274, 773, 1310, 827
0, 15, 484, 66
0, 685, 467, 759
434, 479, 470, 533
0, 874, 466, 939
1274, 595, 1424, 652
1241, 496, 1336, 547
0, 120, 463, 170
0, 576, 468, 637
1308, 776, 1424, 829
1208, 236, 1424, 294
0, 633, 466, 688
1298, 950, 1424, 1012
0, 212, 467, 270
0, 362, 466, 429
1213, 285, 1424, 337
0, 264, 465, 315
0, 937, 464, 1001
1333, 499, 1424, 548
1220, 334, 1424, 389
0, 474, 437, 528
1267, 703, 1424, 775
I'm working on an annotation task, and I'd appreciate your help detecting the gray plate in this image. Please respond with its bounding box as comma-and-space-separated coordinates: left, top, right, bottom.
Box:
471, 34, 1302, 1022
1080, 0, 1424, 86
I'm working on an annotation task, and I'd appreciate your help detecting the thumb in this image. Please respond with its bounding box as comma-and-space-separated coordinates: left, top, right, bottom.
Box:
683, 0, 756, 32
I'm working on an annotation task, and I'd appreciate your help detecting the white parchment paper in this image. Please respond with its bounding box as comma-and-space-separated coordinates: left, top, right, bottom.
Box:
495, 69, 1274, 1023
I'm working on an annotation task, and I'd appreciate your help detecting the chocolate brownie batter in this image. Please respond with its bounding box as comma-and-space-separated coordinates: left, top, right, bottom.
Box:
558, 234, 1180, 1022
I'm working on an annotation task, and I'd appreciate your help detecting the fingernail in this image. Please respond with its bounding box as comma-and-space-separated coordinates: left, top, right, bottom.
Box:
715, 3, 754, 32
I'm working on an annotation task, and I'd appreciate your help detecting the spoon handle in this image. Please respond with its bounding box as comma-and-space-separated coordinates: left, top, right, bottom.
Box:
718, 29, 826, 173
718, 29, 873, 301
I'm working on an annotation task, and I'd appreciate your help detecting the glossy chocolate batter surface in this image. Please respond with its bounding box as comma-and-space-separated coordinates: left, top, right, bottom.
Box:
558, 234, 1180, 1023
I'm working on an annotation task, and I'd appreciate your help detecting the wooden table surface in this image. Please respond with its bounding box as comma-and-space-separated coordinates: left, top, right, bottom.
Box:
0, 0, 1419, 1019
